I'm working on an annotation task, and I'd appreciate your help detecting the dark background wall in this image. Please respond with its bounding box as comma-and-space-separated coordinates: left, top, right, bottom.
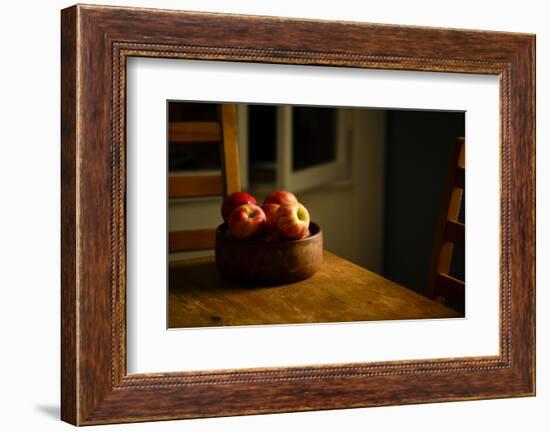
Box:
383, 110, 465, 296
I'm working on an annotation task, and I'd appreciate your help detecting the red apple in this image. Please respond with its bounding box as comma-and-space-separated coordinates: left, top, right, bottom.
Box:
227, 204, 266, 238
263, 190, 298, 207
262, 203, 280, 232
275, 203, 310, 239
221, 192, 257, 221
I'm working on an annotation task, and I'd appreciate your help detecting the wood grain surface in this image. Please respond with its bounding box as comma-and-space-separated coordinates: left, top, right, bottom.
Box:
168, 121, 221, 143
168, 175, 224, 198
169, 251, 460, 328
61, 4, 535, 425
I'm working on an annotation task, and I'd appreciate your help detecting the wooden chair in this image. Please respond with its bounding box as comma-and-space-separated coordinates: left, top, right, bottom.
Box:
168, 104, 240, 254
427, 137, 465, 309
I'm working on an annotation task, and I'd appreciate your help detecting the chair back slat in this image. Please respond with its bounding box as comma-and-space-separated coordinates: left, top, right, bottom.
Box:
169, 175, 224, 199
443, 220, 465, 245
169, 121, 221, 143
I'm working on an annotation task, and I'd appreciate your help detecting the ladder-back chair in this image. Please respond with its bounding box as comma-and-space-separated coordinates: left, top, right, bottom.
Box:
168, 104, 240, 254
428, 137, 465, 309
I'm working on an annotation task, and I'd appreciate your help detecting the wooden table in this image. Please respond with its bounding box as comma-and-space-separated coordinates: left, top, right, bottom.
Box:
169, 251, 460, 328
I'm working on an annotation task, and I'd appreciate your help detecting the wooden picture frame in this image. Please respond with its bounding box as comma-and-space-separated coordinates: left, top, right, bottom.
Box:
61, 4, 535, 425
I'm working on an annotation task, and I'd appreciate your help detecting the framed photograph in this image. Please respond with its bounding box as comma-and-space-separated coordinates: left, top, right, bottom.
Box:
61, 4, 535, 425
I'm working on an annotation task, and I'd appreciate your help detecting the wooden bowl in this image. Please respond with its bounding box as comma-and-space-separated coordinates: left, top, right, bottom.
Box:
215, 222, 323, 285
